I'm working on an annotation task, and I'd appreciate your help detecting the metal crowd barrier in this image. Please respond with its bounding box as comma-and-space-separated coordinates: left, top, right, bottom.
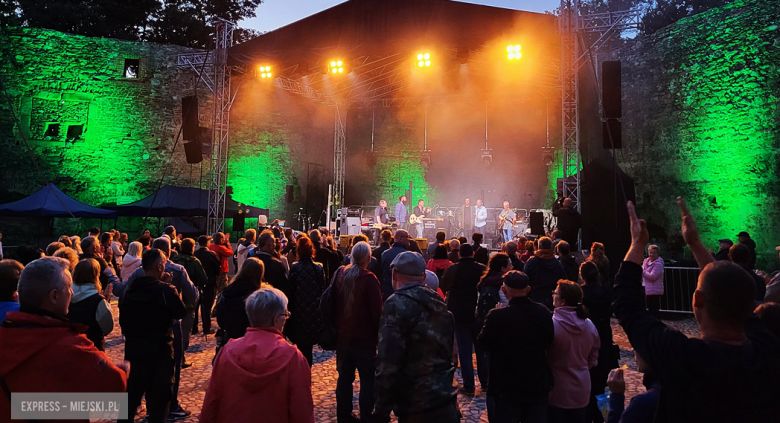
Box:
660, 266, 700, 313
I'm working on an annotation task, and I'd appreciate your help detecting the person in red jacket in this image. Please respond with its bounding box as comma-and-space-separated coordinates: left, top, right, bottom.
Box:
0, 257, 127, 422
208, 232, 233, 295
200, 286, 314, 423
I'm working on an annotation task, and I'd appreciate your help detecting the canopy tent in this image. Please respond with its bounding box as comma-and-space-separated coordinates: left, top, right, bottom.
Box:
108, 185, 268, 218
0, 183, 117, 218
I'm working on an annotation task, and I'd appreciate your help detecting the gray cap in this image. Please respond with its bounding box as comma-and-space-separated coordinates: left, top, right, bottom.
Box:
391, 251, 426, 276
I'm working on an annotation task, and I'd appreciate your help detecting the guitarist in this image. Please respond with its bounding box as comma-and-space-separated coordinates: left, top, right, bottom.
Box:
498, 200, 517, 243
374, 200, 389, 245
411, 199, 431, 239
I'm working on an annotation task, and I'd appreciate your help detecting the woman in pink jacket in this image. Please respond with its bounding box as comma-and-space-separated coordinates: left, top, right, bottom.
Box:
548, 280, 600, 423
642, 244, 664, 319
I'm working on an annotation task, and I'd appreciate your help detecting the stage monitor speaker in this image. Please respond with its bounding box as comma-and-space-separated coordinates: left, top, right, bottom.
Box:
285, 185, 294, 204
602, 119, 622, 149
602, 61, 622, 119
340, 216, 362, 236
414, 238, 428, 250
182, 96, 199, 141
183, 140, 203, 164
233, 212, 245, 232
529, 212, 544, 236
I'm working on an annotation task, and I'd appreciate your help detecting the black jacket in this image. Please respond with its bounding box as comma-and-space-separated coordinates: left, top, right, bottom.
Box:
713, 248, 730, 261
118, 276, 186, 357
194, 247, 221, 289
286, 258, 326, 345
381, 244, 407, 300
314, 245, 342, 282
440, 257, 486, 326
613, 261, 780, 422
473, 243, 489, 265
252, 251, 292, 298
559, 254, 579, 282
582, 283, 618, 369
524, 250, 566, 310
215, 277, 258, 341
477, 296, 554, 400
552, 206, 581, 246
373, 242, 391, 267
740, 238, 757, 269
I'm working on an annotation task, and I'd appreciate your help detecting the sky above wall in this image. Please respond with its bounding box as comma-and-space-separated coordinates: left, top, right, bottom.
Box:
241, 0, 560, 33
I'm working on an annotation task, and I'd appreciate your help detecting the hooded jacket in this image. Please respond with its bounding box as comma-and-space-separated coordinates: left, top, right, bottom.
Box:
524, 249, 566, 309
200, 327, 314, 423
641, 257, 664, 296
236, 240, 256, 272
548, 306, 600, 409
172, 253, 208, 289
215, 278, 259, 341
375, 283, 457, 419
426, 258, 452, 279
67, 283, 113, 351
194, 247, 221, 288
0, 310, 127, 423
559, 254, 579, 282
121, 254, 142, 282
209, 242, 233, 274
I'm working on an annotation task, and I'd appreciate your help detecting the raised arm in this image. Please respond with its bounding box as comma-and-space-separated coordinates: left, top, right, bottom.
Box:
677, 197, 714, 270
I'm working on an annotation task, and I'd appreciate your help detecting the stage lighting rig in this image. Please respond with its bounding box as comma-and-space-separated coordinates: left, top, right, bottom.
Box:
329, 60, 345, 74
481, 149, 493, 168
506, 44, 522, 60
420, 151, 432, 168
542, 146, 555, 167
258, 66, 273, 79
416, 53, 432, 68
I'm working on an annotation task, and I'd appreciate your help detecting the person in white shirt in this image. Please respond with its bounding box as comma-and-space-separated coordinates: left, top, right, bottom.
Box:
236, 229, 257, 272
474, 199, 488, 232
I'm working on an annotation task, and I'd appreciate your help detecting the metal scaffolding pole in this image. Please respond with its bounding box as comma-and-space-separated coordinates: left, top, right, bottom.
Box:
560, 0, 581, 209
333, 103, 347, 217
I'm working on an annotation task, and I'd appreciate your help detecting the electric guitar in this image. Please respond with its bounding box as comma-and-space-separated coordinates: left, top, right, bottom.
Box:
409, 214, 425, 225
498, 209, 518, 228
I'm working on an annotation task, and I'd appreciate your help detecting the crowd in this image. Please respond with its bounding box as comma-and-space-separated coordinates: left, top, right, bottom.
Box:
1, 197, 780, 423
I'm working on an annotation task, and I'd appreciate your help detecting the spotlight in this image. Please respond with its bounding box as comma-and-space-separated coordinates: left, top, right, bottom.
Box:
506, 44, 522, 60
328, 59, 345, 74
542, 146, 555, 166
481, 149, 493, 168
420, 151, 432, 168
258, 65, 273, 79
416, 52, 432, 67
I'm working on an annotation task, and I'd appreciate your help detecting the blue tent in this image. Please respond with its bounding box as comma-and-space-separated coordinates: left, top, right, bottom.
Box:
0, 183, 117, 218
108, 185, 268, 218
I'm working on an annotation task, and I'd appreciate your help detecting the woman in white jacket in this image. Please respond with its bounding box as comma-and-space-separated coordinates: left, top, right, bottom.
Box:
121, 241, 143, 282
642, 244, 664, 319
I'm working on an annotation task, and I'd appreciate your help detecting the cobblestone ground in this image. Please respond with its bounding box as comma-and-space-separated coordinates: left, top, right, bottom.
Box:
102, 304, 699, 422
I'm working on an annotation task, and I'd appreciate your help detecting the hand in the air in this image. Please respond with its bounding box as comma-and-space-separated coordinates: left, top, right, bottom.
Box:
626, 201, 649, 247
677, 196, 701, 246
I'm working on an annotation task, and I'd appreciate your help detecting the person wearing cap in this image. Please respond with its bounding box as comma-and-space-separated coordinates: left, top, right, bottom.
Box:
714, 239, 733, 261
477, 270, 554, 423
737, 231, 757, 269
375, 251, 459, 423
439, 243, 486, 396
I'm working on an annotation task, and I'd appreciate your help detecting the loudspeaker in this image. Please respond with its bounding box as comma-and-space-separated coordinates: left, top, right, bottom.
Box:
285, 185, 294, 204
602, 119, 622, 149
530, 212, 544, 236
182, 96, 199, 141
183, 140, 202, 164
232, 211, 245, 232
602, 61, 621, 119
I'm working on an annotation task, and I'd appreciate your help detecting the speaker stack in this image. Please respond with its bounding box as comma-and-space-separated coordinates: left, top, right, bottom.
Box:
602, 61, 622, 149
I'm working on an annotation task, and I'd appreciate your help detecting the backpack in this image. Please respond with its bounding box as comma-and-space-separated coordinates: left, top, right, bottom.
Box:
317, 266, 343, 351
475, 285, 500, 326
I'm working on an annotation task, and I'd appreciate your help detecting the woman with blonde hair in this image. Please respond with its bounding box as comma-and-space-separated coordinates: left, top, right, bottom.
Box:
53, 247, 79, 271
215, 257, 265, 341
67, 258, 114, 351
69, 235, 82, 254
121, 241, 143, 282
585, 242, 611, 288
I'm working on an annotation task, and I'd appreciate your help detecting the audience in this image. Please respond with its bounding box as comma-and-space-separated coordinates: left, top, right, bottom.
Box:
286, 235, 326, 366
426, 244, 452, 280
67, 258, 114, 351
524, 236, 566, 310
53, 246, 79, 271
642, 244, 665, 318
447, 239, 460, 263
556, 240, 579, 282
194, 235, 221, 335
216, 257, 265, 341
121, 241, 143, 281
0, 259, 23, 321
586, 242, 611, 287
729, 243, 766, 302
472, 232, 489, 265
381, 229, 409, 301
45, 241, 65, 256
606, 350, 660, 423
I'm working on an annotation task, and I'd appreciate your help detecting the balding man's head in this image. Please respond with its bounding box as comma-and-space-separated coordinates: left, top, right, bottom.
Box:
563, 198, 573, 208
694, 261, 756, 328
17, 257, 72, 317
152, 237, 171, 257
394, 230, 409, 247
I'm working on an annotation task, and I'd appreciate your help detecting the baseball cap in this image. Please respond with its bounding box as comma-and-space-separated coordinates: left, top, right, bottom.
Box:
503, 271, 530, 289
718, 239, 733, 245
391, 251, 426, 276
459, 244, 474, 257
737, 231, 750, 238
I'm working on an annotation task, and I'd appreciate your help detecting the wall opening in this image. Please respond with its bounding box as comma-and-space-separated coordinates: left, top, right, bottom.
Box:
66, 124, 84, 141
43, 123, 60, 138
123, 58, 140, 78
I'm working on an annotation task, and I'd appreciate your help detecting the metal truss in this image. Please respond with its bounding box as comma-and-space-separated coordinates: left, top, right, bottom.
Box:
176, 18, 236, 234
559, 0, 641, 213
333, 103, 347, 214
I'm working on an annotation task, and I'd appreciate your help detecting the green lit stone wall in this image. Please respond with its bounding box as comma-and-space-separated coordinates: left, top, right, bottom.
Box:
618, 0, 780, 267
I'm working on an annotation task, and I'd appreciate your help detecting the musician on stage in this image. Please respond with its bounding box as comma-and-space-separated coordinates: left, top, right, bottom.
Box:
498, 200, 517, 243
458, 197, 474, 239
474, 199, 487, 234
374, 200, 389, 245
412, 199, 431, 239
395, 196, 408, 230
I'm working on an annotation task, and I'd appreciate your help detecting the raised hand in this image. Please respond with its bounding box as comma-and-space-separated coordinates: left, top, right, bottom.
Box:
677, 196, 713, 269
627, 201, 649, 247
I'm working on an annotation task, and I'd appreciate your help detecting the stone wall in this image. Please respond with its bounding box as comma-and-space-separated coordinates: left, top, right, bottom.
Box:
613, 0, 780, 268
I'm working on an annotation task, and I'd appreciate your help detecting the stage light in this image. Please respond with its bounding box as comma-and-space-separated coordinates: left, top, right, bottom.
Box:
416, 52, 432, 67
481, 150, 493, 168
542, 146, 555, 166
507, 44, 522, 60
328, 59, 345, 74
420, 152, 432, 168
258, 65, 273, 79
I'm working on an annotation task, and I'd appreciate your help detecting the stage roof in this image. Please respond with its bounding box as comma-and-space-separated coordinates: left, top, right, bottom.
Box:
230, 0, 560, 107
0, 184, 117, 218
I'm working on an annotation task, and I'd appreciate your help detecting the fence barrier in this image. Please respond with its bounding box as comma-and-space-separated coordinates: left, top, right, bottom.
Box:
660, 266, 700, 313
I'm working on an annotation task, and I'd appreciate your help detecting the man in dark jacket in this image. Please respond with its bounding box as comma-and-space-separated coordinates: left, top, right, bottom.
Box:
472, 232, 489, 265
556, 240, 579, 282
439, 244, 486, 395
737, 231, 757, 269
381, 230, 409, 301
310, 229, 341, 282
194, 235, 220, 334
523, 237, 566, 310
713, 239, 733, 261
477, 271, 553, 423
427, 231, 446, 257
729, 243, 766, 302
553, 197, 582, 248
250, 231, 291, 298
505, 241, 524, 273
172, 238, 208, 334
119, 249, 187, 423
614, 199, 780, 423
80, 236, 120, 288
375, 252, 459, 423
373, 230, 393, 264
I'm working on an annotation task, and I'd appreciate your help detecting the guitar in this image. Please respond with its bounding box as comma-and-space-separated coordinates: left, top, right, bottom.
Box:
409, 214, 425, 225
498, 209, 518, 228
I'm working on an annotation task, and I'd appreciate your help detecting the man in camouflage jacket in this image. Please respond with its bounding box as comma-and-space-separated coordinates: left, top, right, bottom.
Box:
375, 251, 460, 423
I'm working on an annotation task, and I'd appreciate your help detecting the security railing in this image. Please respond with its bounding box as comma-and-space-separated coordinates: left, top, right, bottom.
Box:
660, 266, 700, 313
